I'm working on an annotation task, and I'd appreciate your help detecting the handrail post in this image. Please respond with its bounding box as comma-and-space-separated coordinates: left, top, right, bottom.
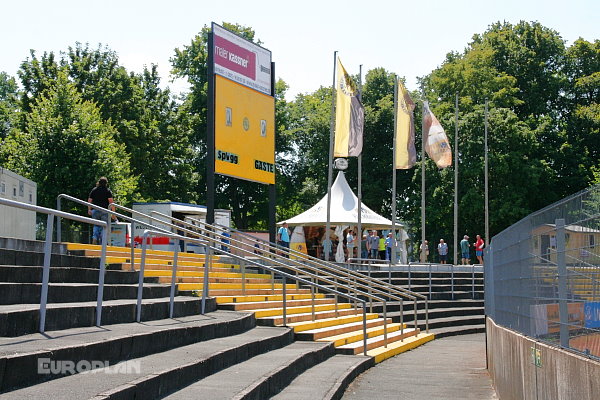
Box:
425, 299, 429, 333
472, 263, 475, 299
451, 264, 454, 300
362, 304, 368, 356
271, 269, 275, 295
282, 275, 287, 327
334, 276, 339, 317
383, 301, 388, 348
429, 263, 432, 300
130, 224, 135, 272
136, 233, 149, 322
169, 245, 179, 318
311, 276, 316, 321
413, 298, 418, 332
400, 298, 404, 340
39, 213, 54, 333
241, 259, 246, 295
96, 226, 107, 326
202, 240, 212, 315
56, 197, 62, 243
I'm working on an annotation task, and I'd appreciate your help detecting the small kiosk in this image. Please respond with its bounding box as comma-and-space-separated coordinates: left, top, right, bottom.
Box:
132, 202, 231, 253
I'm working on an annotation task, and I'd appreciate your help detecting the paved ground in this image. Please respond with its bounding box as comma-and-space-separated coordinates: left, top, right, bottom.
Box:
343, 333, 497, 400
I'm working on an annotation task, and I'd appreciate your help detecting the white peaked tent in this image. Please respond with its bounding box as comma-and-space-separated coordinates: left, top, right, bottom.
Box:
280, 171, 396, 229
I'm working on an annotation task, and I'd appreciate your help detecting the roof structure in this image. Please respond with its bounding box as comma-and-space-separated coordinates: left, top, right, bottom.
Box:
280, 171, 398, 229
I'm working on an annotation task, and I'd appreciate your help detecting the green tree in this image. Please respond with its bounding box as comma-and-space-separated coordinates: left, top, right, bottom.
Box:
0, 72, 19, 140
0, 71, 136, 210
18, 44, 196, 202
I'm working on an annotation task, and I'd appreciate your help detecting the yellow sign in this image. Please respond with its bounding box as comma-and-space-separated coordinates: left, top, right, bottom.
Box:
215, 75, 275, 184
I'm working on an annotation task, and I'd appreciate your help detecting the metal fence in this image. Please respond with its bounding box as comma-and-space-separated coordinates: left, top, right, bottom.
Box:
486, 183, 600, 359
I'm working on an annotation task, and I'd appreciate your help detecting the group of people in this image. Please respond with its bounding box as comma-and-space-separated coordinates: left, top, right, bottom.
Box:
360, 230, 396, 261
426, 234, 485, 264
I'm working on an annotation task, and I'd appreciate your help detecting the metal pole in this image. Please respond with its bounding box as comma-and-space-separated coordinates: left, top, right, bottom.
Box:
421, 102, 426, 263
169, 245, 179, 318
362, 305, 368, 356
391, 75, 398, 268
282, 276, 287, 327
96, 226, 107, 326
202, 244, 211, 314
556, 218, 569, 348
206, 30, 216, 225
130, 228, 135, 272
136, 235, 148, 322
269, 61, 277, 245
357, 64, 363, 264
454, 92, 459, 265
484, 99, 490, 247
325, 51, 337, 261
39, 214, 54, 333
56, 197, 62, 243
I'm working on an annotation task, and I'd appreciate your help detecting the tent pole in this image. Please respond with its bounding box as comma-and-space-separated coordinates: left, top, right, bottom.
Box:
391, 75, 398, 270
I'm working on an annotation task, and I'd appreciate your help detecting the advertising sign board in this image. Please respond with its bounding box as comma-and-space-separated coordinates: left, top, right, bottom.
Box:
214, 75, 275, 184
212, 22, 272, 96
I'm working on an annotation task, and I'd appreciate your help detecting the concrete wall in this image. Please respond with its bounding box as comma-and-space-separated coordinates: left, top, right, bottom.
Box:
487, 317, 600, 400
0, 168, 37, 240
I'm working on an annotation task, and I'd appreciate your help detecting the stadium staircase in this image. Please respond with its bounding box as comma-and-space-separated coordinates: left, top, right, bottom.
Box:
0, 196, 434, 399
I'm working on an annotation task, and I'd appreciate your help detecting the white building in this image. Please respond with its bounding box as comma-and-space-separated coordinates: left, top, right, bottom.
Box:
0, 168, 37, 240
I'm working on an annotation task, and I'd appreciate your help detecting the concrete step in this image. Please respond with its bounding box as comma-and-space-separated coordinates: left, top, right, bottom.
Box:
252, 302, 352, 318
318, 323, 405, 348
336, 328, 420, 355
0, 249, 100, 268
257, 308, 366, 326
0, 296, 215, 337
0, 282, 173, 304
285, 313, 380, 333
0, 265, 141, 284
295, 318, 393, 341
181, 288, 314, 297
270, 354, 373, 400
118, 263, 241, 273
416, 314, 486, 331
2, 326, 292, 399
219, 297, 335, 311
178, 282, 295, 290
0, 311, 254, 392
428, 323, 486, 338
367, 332, 435, 363
148, 269, 272, 280
162, 341, 334, 400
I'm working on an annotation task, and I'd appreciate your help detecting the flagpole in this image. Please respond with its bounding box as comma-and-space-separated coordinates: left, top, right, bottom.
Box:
325, 51, 337, 262
454, 92, 459, 265
421, 101, 426, 264
357, 64, 363, 264
484, 98, 489, 247
391, 75, 398, 271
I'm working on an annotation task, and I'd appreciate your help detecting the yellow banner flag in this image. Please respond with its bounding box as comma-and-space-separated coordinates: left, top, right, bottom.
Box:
395, 80, 417, 169
422, 101, 452, 168
334, 57, 364, 157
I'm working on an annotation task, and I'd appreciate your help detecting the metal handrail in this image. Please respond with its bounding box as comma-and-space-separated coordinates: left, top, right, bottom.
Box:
0, 197, 108, 333
103, 204, 392, 349
208, 220, 429, 331
56, 194, 183, 270
138, 229, 378, 355
170, 215, 427, 333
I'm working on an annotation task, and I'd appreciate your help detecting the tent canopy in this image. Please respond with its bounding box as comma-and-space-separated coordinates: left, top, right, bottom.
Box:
279, 171, 400, 229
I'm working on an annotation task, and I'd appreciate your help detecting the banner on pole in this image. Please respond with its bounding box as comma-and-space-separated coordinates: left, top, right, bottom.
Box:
395, 80, 417, 169
422, 101, 452, 168
334, 57, 364, 158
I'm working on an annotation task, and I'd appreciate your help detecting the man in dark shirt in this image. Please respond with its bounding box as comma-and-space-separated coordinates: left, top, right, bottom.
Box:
87, 177, 115, 244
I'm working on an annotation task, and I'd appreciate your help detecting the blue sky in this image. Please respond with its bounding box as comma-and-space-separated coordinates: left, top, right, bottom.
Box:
1, 0, 598, 99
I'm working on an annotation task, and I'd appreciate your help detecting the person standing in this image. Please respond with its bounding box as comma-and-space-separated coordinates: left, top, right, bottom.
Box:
475, 234, 485, 264
368, 230, 379, 259
277, 222, 291, 256
420, 240, 429, 262
378, 234, 386, 260
438, 239, 448, 264
87, 177, 116, 245
385, 232, 395, 261
346, 229, 355, 260
460, 235, 470, 265
360, 234, 368, 260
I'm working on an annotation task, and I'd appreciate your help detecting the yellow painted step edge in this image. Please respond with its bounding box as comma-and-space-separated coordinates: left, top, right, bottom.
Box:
368, 333, 435, 363
317, 323, 403, 347
289, 314, 380, 333
253, 303, 352, 318
215, 294, 326, 304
